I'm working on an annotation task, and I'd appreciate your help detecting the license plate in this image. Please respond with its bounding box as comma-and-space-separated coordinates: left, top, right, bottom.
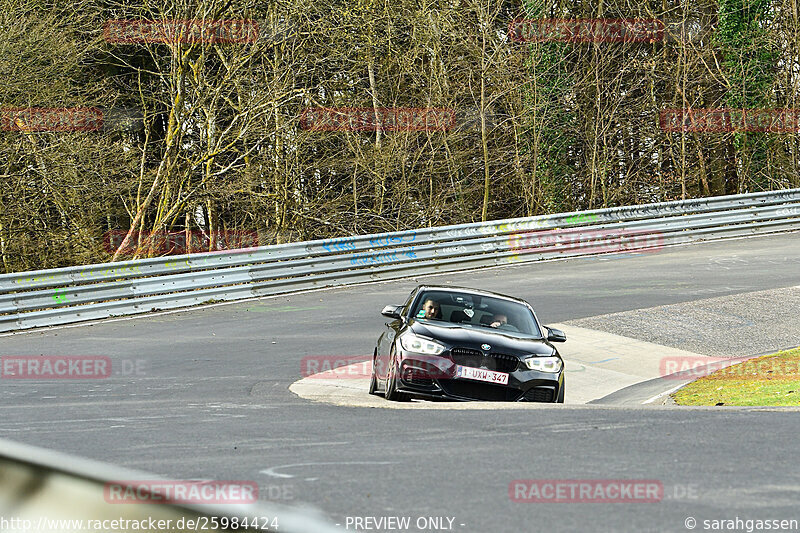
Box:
455, 365, 509, 385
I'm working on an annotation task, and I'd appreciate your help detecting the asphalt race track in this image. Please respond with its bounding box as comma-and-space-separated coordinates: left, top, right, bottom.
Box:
2, 233, 800, 532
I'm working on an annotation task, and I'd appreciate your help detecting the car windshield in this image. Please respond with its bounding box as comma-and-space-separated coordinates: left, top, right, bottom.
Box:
412, 290, 542, 337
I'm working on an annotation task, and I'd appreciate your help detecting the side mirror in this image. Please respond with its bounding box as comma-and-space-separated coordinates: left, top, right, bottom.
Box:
546, 327, 566, 343
381, 305, 403, 320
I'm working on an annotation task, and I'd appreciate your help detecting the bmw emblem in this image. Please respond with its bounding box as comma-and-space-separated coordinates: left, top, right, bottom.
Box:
481, 344, 491, 351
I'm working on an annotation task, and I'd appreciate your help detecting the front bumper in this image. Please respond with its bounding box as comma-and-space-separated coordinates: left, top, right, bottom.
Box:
396, 351, 563, 402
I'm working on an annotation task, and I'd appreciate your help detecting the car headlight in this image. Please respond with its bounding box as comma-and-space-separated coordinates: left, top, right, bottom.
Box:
523, 356, 563, 373
399, 332, 445, 355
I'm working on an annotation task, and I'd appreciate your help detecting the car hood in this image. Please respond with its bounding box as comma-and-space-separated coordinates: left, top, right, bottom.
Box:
408, 320, 557, 357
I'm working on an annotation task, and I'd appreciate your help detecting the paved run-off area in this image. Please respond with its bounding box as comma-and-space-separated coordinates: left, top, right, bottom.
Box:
568, 284, 800, 358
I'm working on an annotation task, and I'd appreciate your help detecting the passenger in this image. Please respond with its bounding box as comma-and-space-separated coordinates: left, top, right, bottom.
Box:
489, 313, 508, 328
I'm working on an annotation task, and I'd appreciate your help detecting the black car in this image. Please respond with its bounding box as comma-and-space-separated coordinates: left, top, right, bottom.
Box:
370, 285, 566, 403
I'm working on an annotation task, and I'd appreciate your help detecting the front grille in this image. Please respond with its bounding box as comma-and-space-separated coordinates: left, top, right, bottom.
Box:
491, 353, 523, 373
450, 347, 519, 373
440, 379, 523, 401
523, 387, 555, 403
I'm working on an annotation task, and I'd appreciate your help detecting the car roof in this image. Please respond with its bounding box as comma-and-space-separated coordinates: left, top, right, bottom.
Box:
414, 285, 531, 307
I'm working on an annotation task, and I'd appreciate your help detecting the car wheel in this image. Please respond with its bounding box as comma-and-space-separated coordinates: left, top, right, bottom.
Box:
384, 358, 408, 402
368, 352, 378, 395
556, 380, 565, 403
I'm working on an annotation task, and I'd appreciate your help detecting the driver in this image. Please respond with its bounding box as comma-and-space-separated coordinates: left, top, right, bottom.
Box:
420, 299, 442, 320
489, 313, 508, 328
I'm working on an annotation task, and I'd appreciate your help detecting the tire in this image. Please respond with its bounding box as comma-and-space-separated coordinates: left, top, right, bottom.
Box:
368, 352, 378, 395
556, 380, 565, 403
384, 358, 409, 402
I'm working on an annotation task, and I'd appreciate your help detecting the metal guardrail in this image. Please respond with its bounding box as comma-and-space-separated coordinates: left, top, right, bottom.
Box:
1, 189, 799, 333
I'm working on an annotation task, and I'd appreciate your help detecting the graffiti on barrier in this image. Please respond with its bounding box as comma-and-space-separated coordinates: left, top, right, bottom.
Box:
369, 231, 416, 247
52, 288, 68, 303
350, 250, 417, 266
564, 213, 600, 225
321, 237, 357, 253
483, 220, 547, 235
440, 245, 467, 255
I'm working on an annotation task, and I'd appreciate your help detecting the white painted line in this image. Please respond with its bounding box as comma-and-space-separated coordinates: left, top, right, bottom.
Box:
260, 461, 395, 479
642, 383, 686, 405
